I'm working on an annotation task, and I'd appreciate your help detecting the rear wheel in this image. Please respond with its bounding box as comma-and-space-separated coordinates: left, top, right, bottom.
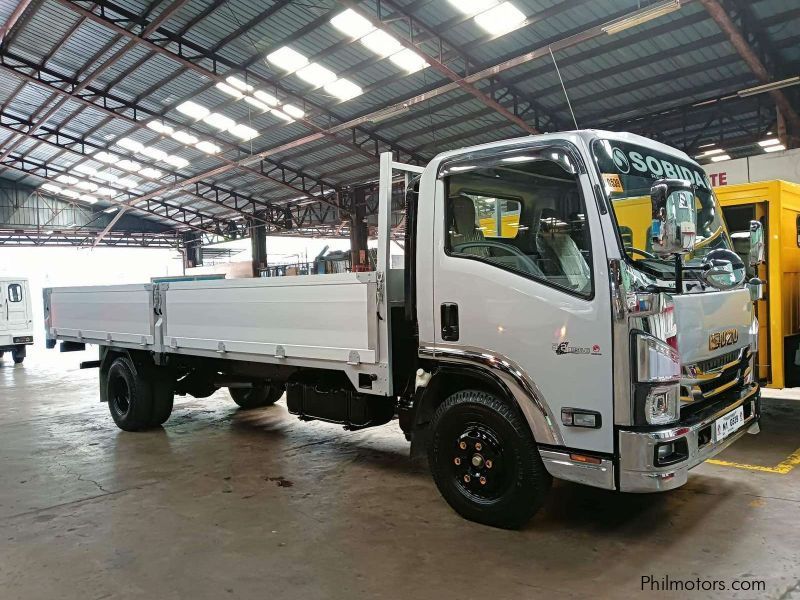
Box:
229, 384, 283, 409
107, 357, 155, 431
428, 389, 551, 529
11, 347, 25, 364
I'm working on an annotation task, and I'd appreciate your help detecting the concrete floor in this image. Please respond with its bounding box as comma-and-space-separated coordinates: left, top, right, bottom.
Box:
1, 349, 799, 600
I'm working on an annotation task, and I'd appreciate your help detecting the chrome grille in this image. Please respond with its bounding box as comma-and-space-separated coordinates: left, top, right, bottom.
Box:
696, 349, 741, 373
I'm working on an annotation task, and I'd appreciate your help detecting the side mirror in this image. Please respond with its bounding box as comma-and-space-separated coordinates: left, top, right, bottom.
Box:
749, 220, 765, 266
701, 248, 746, 291
650, 179, 697, 258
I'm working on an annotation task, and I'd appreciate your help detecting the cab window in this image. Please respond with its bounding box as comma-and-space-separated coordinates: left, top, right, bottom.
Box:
8, 284, 22, 302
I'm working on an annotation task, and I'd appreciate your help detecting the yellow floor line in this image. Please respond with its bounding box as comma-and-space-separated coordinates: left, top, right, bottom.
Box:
707, 447, 800, 474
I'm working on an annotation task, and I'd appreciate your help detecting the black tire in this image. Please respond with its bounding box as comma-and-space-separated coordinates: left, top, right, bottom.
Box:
149, 375, 175, 427
11, 348, 24, 364
106, 356, 155, 431
229, 384, 283, 409
428, 389, 552, 529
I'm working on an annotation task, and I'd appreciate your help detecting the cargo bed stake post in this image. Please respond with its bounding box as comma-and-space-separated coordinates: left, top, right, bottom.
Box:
377, 152, 393, 394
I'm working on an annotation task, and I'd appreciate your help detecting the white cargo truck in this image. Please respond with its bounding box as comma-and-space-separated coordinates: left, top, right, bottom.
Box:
1, 277, 33, 364
45, 131, 764, 528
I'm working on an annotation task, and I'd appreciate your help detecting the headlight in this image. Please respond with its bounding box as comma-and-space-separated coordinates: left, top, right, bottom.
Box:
632, 332, 681, 426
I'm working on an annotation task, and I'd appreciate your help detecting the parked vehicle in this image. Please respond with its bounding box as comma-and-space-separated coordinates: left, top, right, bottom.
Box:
1, 277, 33, 364
44, 131, 764, 528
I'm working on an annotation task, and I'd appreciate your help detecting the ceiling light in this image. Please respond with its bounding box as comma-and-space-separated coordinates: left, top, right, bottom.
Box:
62, 189, 80, 199
270, 109, 295, 123
226, 76, 254, 92
116, 137, 144, 152
697, 148, 724, 157
266, 46, 309, 72
710, 154, 731, 162
103, 206, 119, 214
446, 0, 498, 15
764, 144, 786, 153
602, 0, 681, 36
244, 97, 269, 112
165, 155, 189, 168
389, 48, 428, 73
56, 174, 78, 185
360, 29, 403, 57
74, 164, 97, 175
215, 82, 243, 99
177, 100, 210, 120
202, 112, 236, 130
76, 181, 98, 191
148, 121, 174, 135
96, 171, 118, 182
96, 187, 115, 196
324, 78, 363, 101
474, 2, 526, 35
118, 159, 141, 172
295, 63, 337, 86
195, 141, 221, 154
737, 76, 800, 98
139, 167, 163, 179
758, 138, 780, 147
253, 90, 279, 106
330, 9, 375, 38
41, 183, 61, 193
80, 194, 98, 205
228, 123, 259, 141
94, 151, 116, 163
118, 178, 139, 188
140, 146, 168, 161
171, 130, 198, 145
282, 104, 305, 119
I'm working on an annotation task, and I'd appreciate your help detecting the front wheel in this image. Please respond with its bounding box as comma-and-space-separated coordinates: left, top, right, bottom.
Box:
428, 389, 551, 529
11, 347, 25, 364
229, 384, 283, 409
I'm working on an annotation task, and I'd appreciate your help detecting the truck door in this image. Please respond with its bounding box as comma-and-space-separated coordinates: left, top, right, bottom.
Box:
4, 281, 28, 331
431, 146, 615, 453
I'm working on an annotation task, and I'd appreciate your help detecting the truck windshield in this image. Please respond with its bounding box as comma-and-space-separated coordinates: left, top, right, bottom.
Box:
591, 139, 731, 276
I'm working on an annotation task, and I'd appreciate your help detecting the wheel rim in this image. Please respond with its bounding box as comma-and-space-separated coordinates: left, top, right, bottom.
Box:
450, 422, 509, 501
110, 375, 131, 416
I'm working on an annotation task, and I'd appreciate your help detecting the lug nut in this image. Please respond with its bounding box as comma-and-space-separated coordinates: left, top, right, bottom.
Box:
475, 442, 482, 451
454, 457, 461, 466
485, 459, 493, 469
459, 441, 467, 450
463, 474, 471, 483
480, 476, 487, 485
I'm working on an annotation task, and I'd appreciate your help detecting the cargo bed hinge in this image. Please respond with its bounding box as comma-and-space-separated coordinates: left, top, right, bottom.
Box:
376, 271, 385, 307
153, 285, 163, 316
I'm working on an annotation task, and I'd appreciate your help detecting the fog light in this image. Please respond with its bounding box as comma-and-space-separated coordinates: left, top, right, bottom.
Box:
657, 442, 675, 461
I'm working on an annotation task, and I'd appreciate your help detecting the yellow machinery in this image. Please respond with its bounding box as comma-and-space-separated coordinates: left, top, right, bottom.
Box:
717, 180, 800, 389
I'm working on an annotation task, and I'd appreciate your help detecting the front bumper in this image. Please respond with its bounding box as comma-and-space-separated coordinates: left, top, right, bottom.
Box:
618, 383, 760, 492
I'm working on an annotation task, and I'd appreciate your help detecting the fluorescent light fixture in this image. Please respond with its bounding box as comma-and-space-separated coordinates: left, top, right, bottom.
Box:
117, 178, 139, 188
103, 206, 119, 214
323, 78, 363, 101
757, 138, 780, 147
696, 148, 724, 157
764, 144, 785, 153
140, 146, 168, 161
446, 0, 498, 15
96, 171, 118, 182
139, 167, 163, 179
76, 181, 98, 191
226, 75, 253, 92
148, 121, 174, 135
270, 109, 295, 123
171, 130, 198, 145
266, 46, 309, 72
118, 159, 141, 172
474, 2, 526, 35
116, 137, 144, 153
602, 0, 681, 35
74, 164, 97, 176
80, 194, 97, 204
165, 155, 189, 168
738, 76, 800, 98
41, 183, 61, 193
360, 29, 403, 57
61, 189, 80, 198
228, 123, 259, 141
282, 104, 305, 119
295, 63, 337, 86
195, 140, 221, 154
177, 100, 210, 120
202, 112, 236, 130
244, 96, 270, 112
56, 174, 78, 185
94, 151, 116, 163
330, 9, 375, 38
389, 48, 428, 73
96, 187, 115, 196
253, 90, 279, 106
710, 154, 731, 162
215, 82, 244, 99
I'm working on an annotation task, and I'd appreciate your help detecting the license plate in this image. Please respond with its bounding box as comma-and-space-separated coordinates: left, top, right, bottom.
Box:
714, 405, 745, 442
12, 336, 33, 344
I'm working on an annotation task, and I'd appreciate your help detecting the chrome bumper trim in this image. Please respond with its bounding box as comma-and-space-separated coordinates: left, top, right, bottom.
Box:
540, 449, 615, 490
618, 383, 760, 493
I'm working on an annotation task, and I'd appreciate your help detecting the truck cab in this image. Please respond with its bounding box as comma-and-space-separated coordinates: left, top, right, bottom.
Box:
1, 277, 33, 364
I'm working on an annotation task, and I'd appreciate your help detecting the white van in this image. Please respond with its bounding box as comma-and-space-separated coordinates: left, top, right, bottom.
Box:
0, 278, 33, 364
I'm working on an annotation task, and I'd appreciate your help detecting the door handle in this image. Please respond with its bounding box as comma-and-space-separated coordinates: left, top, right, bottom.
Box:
441, 303, 459, 341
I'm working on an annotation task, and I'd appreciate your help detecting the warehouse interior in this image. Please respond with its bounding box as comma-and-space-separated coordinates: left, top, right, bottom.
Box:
1, 0, 799, 598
